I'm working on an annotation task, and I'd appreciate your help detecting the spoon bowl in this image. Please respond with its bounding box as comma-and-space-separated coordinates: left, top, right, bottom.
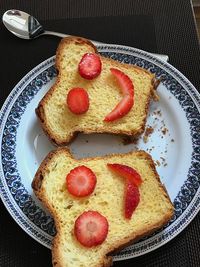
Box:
2, 9, 44, 39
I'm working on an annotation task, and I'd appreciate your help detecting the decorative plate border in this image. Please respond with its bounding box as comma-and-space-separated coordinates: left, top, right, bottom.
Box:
0, 44, 200, 259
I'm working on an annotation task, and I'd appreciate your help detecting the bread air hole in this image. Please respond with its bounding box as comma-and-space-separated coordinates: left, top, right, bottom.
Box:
66, 204, 73, 209
99, 201, 108, 206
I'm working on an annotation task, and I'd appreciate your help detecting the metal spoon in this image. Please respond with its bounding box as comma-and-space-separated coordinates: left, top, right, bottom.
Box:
2, 9, 68, 39
2, 9, 168, 61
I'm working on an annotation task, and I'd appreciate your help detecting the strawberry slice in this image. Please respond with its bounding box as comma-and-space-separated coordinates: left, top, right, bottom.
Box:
125, 180, 140, 219
107, 163, 142, 186
74, 211, 109, 247
107, 163, 141, 219
67, 87, 89, 114
104, 69, 134, 122
66, 166, 96, 197
110, 68, 134, 97
104, 95, 133, 122
78, 53, 102, 80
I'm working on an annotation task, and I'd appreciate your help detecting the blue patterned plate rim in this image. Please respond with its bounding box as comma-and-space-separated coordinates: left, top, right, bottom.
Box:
0, 43, 200, 260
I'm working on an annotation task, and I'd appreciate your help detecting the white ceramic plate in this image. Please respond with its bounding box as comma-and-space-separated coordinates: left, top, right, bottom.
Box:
0, 44, 200, 260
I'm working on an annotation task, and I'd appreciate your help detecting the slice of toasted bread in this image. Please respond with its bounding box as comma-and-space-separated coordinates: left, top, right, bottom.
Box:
32, 148, 174, 267
36, 37, 157, 145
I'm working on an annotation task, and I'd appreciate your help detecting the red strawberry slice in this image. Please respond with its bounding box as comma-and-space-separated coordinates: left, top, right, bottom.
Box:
67, 87, 89, 114
104, 95, 133, 122
107, 163, 142, 186
104, 69, 134, 122
66, 166, 96, 197
74, 211, 109, 247
125, 180, 140, 219
110, 68, 134, 97
78, 53, 102, 80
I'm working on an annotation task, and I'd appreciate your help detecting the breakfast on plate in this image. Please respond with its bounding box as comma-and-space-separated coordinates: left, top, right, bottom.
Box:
32, 36, 174, 267
36, 36, 158, 145
32, 149, 174, 267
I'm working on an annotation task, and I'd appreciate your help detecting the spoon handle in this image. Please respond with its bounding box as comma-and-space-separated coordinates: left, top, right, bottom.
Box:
43, 30, 103, 45
43, 30, 69, 38
43, 30, 168, 62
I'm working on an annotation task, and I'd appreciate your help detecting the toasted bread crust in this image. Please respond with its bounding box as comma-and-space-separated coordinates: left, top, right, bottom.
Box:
32, 149, 174, 267
36, 36, 158, 146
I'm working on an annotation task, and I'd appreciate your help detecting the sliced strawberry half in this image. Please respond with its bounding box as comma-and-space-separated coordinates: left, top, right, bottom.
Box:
66, 166, 96, 197
78, 53, 102, 80
67, 87, 89, 114
125, 180, 140, 219
104, 95, 133, 122
107, 163, 142, 186
110, 68, 134, 97
74, 211, 109, 247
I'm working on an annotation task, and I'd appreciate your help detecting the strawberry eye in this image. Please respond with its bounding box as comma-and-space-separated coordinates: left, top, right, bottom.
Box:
67, 88, 89, 114
78, 53, 102, 80
66, 165, 96, 197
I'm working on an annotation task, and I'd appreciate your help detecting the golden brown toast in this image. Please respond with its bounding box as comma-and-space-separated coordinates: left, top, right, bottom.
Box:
32, 148, 174, 267
36, 37, 157, 145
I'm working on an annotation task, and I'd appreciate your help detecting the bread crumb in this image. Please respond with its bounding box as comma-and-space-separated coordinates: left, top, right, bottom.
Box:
147, 146, 155, 153
160, 157, 165, 163
146, 126, 154, 135
156, 160, 161, 166
153, 109, 162, 117
143, 135, 148, 143
143, 126, 154, 143
159, 156, 168, 167
161, 127, 168, 135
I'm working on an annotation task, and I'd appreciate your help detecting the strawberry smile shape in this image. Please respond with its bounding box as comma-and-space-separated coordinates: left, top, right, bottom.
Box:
125, 180, 140, 219
107, 163, 142, 186
107, 163, 142, 219
104, 68, 134, 122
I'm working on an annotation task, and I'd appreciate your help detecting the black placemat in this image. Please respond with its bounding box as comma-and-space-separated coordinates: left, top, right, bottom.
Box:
0, 0, 200, 267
